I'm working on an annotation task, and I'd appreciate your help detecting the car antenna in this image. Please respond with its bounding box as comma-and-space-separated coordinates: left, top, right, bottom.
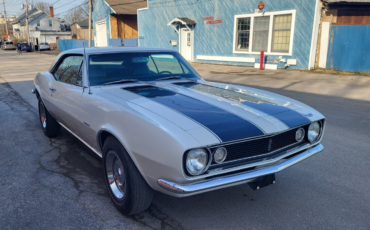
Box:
83, 41, 92, 94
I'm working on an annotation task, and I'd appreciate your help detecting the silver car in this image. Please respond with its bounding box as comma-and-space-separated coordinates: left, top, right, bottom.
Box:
39, 42, 50, 51
33, 47, 325, 215
3, 41, 16, 50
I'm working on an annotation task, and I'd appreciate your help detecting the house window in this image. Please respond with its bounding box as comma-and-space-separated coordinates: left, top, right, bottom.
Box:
236, 18, 250, 50
252, 16, 270, 52
49, 20, 52, 27
271, 14, 292, 53
37, 20, 40, 26
233, 10, 295, 55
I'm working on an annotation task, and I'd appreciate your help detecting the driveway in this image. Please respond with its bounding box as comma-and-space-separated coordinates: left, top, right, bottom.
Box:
0, 49, 369, 230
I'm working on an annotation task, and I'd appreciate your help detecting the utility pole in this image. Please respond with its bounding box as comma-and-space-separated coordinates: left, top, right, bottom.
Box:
88, 0, 92, 47
25, 0, 30, 43
2, 0, 9, 39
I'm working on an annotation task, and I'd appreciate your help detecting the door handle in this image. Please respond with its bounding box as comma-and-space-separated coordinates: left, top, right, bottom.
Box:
49, 87, 56, 92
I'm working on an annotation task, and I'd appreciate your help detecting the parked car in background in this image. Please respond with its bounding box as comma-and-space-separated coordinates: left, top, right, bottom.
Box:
2, 41, 16, 50
32, 47, 325, 215
39, 42, 50, 51
20, 42, 32, 52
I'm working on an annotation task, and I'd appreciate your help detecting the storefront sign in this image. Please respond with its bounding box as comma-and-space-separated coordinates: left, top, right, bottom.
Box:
206, 19, 223, 25
203, 16, 222, 25
202, 16, 214, 21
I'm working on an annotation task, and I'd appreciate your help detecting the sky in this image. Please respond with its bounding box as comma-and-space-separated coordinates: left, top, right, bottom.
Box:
0, 0, 86, 18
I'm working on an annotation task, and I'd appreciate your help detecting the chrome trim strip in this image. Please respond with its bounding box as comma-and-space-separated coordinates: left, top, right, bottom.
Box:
58, 122, 102, 158
158, 144, 324, 195
186, 141, 318, 180
208, 140, 314, 167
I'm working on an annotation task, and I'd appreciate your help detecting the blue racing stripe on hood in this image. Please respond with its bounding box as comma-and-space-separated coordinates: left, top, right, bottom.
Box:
124, 86, 265, 142
175, 82, 310, 128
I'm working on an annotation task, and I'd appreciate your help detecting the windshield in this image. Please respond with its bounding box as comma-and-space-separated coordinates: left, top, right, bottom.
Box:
88, 52, 200, 86
40, 43, 48, 45
6, 42, 13, 44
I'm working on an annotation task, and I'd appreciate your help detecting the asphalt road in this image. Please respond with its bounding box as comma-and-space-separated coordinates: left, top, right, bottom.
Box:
0, 50, 369, 230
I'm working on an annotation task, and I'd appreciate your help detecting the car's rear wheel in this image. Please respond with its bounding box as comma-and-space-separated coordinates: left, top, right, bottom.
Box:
38, 99, 60, 137
102, 136, 153, 215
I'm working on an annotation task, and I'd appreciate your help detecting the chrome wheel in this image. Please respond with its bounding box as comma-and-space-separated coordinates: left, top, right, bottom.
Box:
39, 101, 47, 129
106, 151, 126, 199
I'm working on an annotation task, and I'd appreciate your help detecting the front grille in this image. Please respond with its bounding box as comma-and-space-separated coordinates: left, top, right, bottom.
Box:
209, 125, 310, 164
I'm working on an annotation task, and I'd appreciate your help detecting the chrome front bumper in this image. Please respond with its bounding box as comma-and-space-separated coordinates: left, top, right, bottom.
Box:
158, 144, 324, 196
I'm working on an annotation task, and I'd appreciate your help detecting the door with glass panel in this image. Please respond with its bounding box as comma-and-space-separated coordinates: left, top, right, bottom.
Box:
181, 29, 192, 61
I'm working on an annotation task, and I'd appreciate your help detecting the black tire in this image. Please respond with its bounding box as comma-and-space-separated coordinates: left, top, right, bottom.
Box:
38, 99, 61, 137
102, 136, 153, 215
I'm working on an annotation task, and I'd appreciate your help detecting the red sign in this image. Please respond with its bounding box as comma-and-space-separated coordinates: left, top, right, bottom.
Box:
202, 16, 214, 21
99, 14, 101, 20
206, 19, 223, 25
5, 34, 8, 38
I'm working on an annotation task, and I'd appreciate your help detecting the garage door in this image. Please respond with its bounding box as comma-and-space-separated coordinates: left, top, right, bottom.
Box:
96, 20, 108, 47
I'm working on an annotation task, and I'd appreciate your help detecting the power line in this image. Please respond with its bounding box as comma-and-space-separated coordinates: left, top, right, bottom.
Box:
54, 0, 77, 9
54, 2, 87, 16
51, 0, 60, 6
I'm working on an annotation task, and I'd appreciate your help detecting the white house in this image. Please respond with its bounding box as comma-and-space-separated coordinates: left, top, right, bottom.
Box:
12, 7, 70, 49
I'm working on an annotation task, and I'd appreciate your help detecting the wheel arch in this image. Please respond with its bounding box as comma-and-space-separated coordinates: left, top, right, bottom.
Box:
34, 88, 41, 100
96, 129, 152, 186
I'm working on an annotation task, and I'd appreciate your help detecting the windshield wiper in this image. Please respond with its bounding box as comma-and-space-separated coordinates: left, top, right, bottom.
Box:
103, 79, 138, 86
156, 76, 182, 81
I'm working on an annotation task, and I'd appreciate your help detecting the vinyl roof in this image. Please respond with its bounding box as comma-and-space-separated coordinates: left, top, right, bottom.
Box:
323, 0, 370, 3
61, 47, 177, 55
105, 0, 147, 15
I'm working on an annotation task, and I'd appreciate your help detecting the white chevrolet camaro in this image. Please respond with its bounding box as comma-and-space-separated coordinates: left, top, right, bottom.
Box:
33, 47, 325, 215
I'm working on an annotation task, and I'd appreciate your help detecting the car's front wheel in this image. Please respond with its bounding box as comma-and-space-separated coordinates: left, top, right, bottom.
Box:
38, 99, 60, 137
102, 136, 153, 215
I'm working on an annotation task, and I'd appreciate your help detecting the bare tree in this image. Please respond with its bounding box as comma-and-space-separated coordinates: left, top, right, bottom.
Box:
63, 3, 91, 25
33, 1, 52, 15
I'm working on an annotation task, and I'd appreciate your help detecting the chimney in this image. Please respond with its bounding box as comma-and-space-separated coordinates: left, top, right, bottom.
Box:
49, 6, 54, 18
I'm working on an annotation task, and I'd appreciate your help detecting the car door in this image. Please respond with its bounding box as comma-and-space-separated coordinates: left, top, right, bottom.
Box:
48, 55, 84, 135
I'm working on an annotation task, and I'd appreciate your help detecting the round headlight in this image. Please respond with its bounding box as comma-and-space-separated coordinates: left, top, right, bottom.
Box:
186, 149, 209, 176
214, 147, 227, 164
295, 128, 305, 142
308, 122, 321, 143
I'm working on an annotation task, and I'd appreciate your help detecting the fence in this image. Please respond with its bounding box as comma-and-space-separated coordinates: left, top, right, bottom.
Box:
123, 38, 138, 47
58, 40, 95, 51
327, 25, 370, 73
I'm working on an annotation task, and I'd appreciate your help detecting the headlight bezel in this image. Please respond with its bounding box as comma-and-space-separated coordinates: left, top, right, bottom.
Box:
184, 148, 212, 176
307, 121, 323, 143
213, 147, 228, 164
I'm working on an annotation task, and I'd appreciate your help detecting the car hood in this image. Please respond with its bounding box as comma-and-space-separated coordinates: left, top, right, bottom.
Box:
100, 80, 324, 143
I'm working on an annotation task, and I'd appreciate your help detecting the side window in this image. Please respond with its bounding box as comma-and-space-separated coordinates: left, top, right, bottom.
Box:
54, 55, 83, 85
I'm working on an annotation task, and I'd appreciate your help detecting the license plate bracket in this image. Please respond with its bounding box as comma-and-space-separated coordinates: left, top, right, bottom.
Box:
248, 174, 275, 190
